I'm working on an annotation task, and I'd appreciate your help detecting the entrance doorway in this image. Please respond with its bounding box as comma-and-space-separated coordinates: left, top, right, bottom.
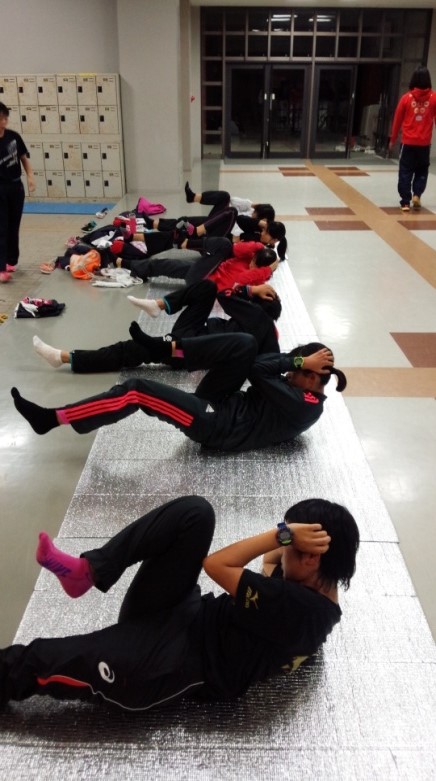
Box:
225, 63, 399, 159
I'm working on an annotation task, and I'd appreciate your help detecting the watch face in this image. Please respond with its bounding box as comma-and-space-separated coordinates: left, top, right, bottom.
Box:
277, 522, 293, 545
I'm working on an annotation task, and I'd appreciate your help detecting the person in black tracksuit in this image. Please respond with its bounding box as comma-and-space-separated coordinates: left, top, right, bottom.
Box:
32, 279, 281, 374
0, 102, 35, 281
0, 495, 359, 711
12, 337, 346, 452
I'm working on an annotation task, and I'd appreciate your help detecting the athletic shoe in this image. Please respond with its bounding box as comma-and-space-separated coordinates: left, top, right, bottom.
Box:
412, 195, 421, 210
6, 264, 16, 272
0, 272, 11, 283
95, 207, 109, 219
400, 204, 410, 212
81, 221, 97, 232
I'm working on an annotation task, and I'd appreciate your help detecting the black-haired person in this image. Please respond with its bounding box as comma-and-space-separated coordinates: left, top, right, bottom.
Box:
0, 494, 359, 711
237, 217, 288, 262
33, 280, 282, 374
389, 67, 436, 212
0, 102, 35, 283
12, 337, 346, 452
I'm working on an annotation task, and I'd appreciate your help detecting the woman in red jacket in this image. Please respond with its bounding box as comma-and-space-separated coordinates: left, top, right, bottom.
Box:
389, 67, 436, 212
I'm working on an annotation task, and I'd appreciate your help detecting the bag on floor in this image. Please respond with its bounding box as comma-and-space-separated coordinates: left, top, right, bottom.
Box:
68, 249, 101, 280
15, 297, 66, 318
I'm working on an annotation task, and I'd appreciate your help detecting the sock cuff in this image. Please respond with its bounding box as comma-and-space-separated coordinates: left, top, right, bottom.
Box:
56, 409, 69, 425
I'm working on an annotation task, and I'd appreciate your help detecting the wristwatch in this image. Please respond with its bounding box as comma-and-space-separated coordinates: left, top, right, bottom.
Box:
292, 355, 304, 369
277, 521, 294, 546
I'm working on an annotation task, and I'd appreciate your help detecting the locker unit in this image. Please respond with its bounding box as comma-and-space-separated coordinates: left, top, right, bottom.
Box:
40, 105, 61, 134
2, 72, 125, 200
43, 142, 63, 170
84, 170, 104, 198
8, 106, 22, 133
46, 171, 67, 198
60, 105, 80, 134
62, 142, 82, 171
0, 76, 18, 104
17, 76, 38, 105
56, 75, 77, 105
65, 171, 86, 198
37, 76, 57, 106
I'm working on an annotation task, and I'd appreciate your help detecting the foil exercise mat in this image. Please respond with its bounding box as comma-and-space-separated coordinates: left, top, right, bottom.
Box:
1, 263, 435, 780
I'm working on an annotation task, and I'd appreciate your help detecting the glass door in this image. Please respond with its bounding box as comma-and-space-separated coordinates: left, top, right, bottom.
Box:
311, 66, 356, 157
225, 65, 309, 158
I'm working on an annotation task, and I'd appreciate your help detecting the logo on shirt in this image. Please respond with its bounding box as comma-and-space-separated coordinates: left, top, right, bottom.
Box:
303, 392, 319, 404
244, 586, 259, 609
98, 661, 115, 683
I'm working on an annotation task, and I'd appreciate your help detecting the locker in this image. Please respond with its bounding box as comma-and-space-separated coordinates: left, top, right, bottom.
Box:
32, 170, 48, 197
0, 76, 18, 104
103, 171, 123, 198
81, 143, 101, 171
76, 75, 97, 106
28, 142, 45, 169
65, 171, 85, 198
17, 76, 38, 106
8, 106, 22, 134
21, 106, 41, 134
37, 76, 57, 106
79, 105, 99, 134
60, 105, 80, 134
84, 170, 104, 198
98, 105, 119, 134
56, 75, 77, 105
62, 142, 82, 171
43, 142, 63, 170
100, 142, 121, 171
46, 171, 66, 198
96, 75, 118, 106
39, 105, 61, 134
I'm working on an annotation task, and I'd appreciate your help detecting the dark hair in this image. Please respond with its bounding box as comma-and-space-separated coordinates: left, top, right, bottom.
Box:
255, 247, 277, 267
251, 294, 282, 321
289, 341, 347, 392
253, 203, 275, 222
409, 67, 432, 90
264, 221, 287, 260
284, 498, 360, 590
0, 102, 10, 117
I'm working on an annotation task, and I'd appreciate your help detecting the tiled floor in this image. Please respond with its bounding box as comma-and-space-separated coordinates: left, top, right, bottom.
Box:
0, 156, 435, 653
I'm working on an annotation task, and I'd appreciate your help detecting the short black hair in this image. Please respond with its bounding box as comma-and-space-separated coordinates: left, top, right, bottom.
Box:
284, 498, 360, 590
409, 67, 432, 90
254, 247, 277, 267
0, 102, 10, 117
289, 342, 347, 392
251, 294, 282, 321
253, 203, 275, 222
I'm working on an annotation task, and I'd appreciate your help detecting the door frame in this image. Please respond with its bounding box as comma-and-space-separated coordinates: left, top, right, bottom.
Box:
225, 63, 310, 159
309, 64, 357, 158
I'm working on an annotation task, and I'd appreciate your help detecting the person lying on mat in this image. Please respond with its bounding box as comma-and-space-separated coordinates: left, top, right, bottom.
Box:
33, 279, 282, 374
12, 334, 346, 453
0, 494, 359, 711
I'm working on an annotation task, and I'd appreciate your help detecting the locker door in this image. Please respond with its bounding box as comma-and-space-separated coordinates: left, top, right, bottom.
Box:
62, 143, 82, 171
96, 75, 118, 105
79, 106, 99, 134
17, 76, 38, 106
60, 106, 80, 134
46, 171, 66, 197
21, 106, 41, 134
40, 106, 61, 134
56, 76, 77, 105
43, 142, 63, 170
37, 76, 58, 106
0, 77, 18, 104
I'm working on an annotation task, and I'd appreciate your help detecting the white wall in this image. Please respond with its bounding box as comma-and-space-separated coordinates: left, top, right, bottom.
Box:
0, 0, 119, 73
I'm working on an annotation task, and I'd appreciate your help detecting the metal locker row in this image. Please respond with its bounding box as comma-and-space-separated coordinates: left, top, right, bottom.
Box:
27, 142, 122, 172
0, 74, 119, 107
24, 170, 123, 199
7, 104, 120, 135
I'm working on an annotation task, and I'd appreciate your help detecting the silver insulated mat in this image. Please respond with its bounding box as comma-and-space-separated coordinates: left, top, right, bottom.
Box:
1, 263, 435, 780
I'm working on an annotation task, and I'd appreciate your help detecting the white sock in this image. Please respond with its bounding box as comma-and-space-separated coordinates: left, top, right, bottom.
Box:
127, 296, 161, 317
33, 335, 63, 368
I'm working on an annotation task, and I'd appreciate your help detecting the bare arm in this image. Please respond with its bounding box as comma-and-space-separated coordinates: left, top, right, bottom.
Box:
21, 155, 35, 192
203, 524, 330, 597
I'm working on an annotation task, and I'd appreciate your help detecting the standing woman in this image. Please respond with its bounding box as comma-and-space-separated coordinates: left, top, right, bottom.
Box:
389, 67, 436, 212
0, 102, 35, 283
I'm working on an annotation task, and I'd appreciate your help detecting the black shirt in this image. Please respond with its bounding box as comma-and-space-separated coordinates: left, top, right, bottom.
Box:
0, 129, 28, 182
197, 566, 341, 699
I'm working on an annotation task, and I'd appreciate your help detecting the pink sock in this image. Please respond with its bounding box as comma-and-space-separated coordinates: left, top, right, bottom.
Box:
36, 532, 94, 598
